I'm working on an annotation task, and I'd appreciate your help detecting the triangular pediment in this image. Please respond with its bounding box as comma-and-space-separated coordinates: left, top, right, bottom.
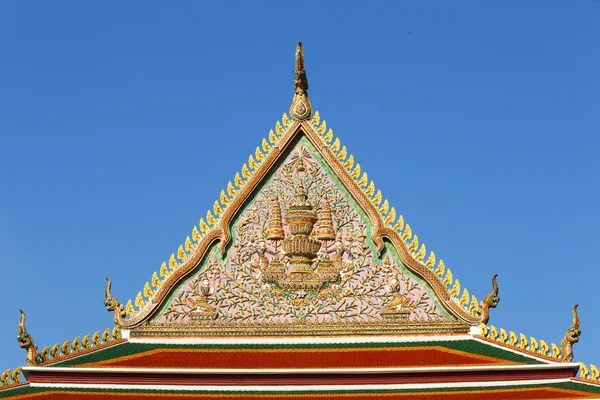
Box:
103, 114, 490, 337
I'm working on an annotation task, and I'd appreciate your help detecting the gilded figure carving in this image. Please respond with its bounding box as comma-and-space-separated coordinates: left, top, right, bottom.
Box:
380, 276, 411, 321
189, 279, 218, 320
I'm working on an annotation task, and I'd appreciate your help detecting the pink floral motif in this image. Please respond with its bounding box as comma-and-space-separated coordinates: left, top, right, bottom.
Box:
156, 142, 445, 324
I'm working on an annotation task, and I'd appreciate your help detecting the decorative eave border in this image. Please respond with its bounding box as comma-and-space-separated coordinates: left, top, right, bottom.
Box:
475, 323, 600, 384
114, 111, 489, 330
0, 368, 24, 390
20, 363, 582, 375
21, 364, 580, 388
477, 324, 562, 362
1, 326, 123, 389
572, 375, 600, 387
130, 321, 470, 338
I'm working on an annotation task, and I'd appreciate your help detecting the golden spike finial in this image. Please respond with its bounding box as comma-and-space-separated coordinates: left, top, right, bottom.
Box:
289, 42, 312, 121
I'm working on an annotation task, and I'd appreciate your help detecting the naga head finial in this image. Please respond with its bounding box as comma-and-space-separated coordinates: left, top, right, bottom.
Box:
572, 304, 580, 330
566, 304, 581, 344
483, 274, 500, 308
17, 310, 34, 350
478, 274, 500, 325
561, 304, 581, 363
104, 277, 119, 311
289, 42, 312, 121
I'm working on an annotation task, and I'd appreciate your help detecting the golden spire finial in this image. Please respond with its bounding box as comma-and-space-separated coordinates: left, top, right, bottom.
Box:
289, 42, 312, 121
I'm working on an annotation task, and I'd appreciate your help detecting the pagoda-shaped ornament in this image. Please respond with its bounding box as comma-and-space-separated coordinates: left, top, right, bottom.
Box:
279, 184, 322, 290
258, 180, 342, 290
266, 196, 285, 241
314, 199, 339, 282
263, 196, 286, 283
316, 199, 336, 241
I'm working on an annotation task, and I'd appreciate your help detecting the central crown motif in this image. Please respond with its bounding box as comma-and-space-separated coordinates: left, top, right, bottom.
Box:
262, 161, 338, 290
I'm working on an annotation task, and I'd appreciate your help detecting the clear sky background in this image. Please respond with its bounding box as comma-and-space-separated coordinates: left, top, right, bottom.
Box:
1, 2, 599, 372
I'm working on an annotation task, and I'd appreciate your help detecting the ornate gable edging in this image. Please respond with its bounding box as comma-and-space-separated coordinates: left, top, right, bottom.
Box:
302, 116, 499, 326
217, 120, 302, 257
121, 230, 222, 328
295, 121, 480, 325
110, 115, 495, 331
119, 124, 304, 328
106, 117, 297, 328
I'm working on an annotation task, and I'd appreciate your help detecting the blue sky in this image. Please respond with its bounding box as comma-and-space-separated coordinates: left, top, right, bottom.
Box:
1, 2, 599, 371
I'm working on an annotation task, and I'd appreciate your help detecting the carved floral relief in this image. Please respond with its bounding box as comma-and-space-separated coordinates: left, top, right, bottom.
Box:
156, 141, 447, 325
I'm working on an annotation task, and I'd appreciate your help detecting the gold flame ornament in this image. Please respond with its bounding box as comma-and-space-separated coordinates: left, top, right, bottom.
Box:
289, 42, 312, 121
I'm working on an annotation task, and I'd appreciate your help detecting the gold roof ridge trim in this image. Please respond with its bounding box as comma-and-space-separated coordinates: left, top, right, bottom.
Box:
111, 111, 496, 328
478, 304, 582, 365
13, 310, 122, 380
29, 326, 122, 368
577, 363, 600, 384
113, 115, 294, 323
0, 367, 23, 389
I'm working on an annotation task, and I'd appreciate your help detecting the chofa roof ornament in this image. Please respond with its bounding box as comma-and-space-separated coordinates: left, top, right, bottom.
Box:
289, 42, 312, 121
17, 310, 38, 366
104, 277, 126, 326
478, 274, 500, 324
561, 304, 581, 362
